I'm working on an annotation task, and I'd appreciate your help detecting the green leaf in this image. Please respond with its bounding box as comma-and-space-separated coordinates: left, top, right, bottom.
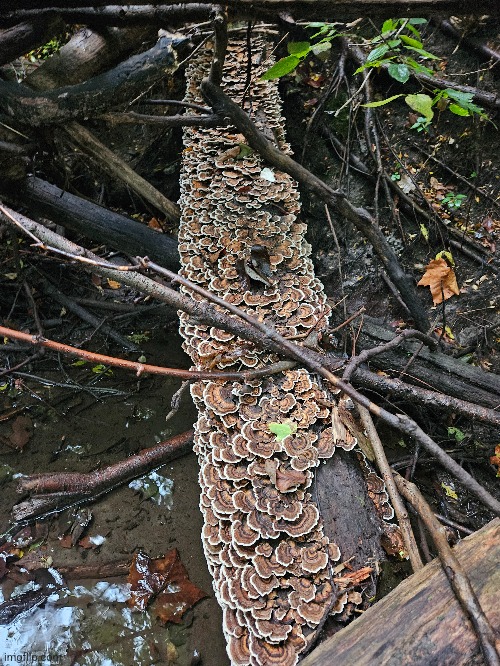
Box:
71, 359, 87, 367
366, 44, 390, 63
260, 55, 300, 80
388, 63, 410, 83
400, 34, 423, 49
363, 93, 405, 108
409, 18, 427, 25
444, 88, 484, 114
405, 93, 434, 121
287, 41, 311, 57
311, 41, 332, 56
405, 23, 421, 39
420, 224, 429, 241
381, 19, 396, 34
268, 421, 297, 441
404, 57, 434, 76
403, 46, 441, 60
447, 427, 466, 443
449, 103, 470, 117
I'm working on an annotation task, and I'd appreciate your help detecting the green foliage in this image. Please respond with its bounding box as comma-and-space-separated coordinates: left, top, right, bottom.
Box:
441, 192, 467, 210
268, 421, 297, 441
26, 33, 69, 62
261, 23, 340, 80
447, 426, 466, 443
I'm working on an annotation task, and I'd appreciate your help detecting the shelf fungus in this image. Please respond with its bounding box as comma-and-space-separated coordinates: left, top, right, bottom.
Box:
178, 38, 400, 666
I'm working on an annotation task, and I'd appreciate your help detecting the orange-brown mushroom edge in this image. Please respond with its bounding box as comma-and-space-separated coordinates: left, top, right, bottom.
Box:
178, 37, 400, 666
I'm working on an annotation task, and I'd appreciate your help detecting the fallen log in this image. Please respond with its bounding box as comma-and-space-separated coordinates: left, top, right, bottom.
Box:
15, 176, 180, 270
301, 518, 500, 666
353, 317, 500, 410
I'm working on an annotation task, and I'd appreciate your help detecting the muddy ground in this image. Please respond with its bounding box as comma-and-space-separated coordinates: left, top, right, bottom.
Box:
0, 16, 499, 666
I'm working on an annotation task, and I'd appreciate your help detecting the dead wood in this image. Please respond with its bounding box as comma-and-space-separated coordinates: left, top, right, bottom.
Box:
2, 1, 500, 27
12, 430, 195, 521
15, 176, 180, 270
353, 317, 500, 409
0, 34, 179, 126
60, 121, 181, 223
0, 17, 64, 66
301, 518, 500, 666
394, 475, 500, 666
3, 205, 499, 516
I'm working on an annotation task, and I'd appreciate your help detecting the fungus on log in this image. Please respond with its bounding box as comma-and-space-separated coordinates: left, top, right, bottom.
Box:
178, 38, 400, 665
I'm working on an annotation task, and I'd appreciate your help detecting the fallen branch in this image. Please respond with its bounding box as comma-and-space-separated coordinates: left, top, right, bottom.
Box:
200, 78, 431, 332
2, 204, 499, 516
394, 474, 500, 666
0, 324, 296, 382
13, 430, 195, 520
61, 121, 181, 224
0, 34, 181, 126
358, 407, 424, 572
301, 518, 500, 666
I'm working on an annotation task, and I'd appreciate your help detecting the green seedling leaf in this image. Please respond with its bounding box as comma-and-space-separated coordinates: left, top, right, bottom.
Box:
409, 18, 428, 25
287, 41, 311, 57
268, 421, 297, 441
366, 44, 390, 63
444, 88, 484, 115
363, 93, 405, 108
405, 93, 434, 121
381, 18, 397, 34
449, 104, 470, 117
447, 427, 466, 443
311, 41, 332, 56
388, 63, 410, 83
400, 34, 423, 49
261, 55, 300, 80
403, 46, 441, 60
71, 360, 87, 367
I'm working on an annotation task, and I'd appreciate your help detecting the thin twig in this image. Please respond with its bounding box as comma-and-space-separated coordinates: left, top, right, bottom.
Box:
0, 325, 296, 382
394, 473, 500, 666
358, 406, 424, 572
342, 329, 437, 381
208, 5, 228, 86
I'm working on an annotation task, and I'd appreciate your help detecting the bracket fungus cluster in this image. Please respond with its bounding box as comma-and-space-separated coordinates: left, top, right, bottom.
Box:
178, 39, 394, 665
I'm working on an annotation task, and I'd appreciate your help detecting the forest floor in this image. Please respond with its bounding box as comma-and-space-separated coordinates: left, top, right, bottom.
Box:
0, 15, 499, 666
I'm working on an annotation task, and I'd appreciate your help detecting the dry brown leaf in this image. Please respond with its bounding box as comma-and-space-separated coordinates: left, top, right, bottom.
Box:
490, 445, 500, 477
417, 258, 460, 304
106, 279, 121, 290
8, 415, 32, 450
128, 549, 206, 624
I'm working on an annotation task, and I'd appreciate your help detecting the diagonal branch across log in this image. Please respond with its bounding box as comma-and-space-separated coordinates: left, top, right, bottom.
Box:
1, 203, 498, 516
200, 78, 431, 332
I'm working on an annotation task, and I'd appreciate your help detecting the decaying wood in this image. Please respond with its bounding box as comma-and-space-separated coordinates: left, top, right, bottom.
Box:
0, 35, 180, 126
2, 1, 499, 26
301, 519, 500, 666
201, 78, 431, 333
353, 317, 500, 410
0, 17, 64, 66
61, 121, 181, 223
16, 176, 180, 269
3, 204, 499, 517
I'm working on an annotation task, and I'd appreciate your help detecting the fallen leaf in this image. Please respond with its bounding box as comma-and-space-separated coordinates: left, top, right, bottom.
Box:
107, 279, 121, 290
490, 445, 500, 477
128, 549, 206, 624
8, 415, 32, 450
417, 258, 460, 304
